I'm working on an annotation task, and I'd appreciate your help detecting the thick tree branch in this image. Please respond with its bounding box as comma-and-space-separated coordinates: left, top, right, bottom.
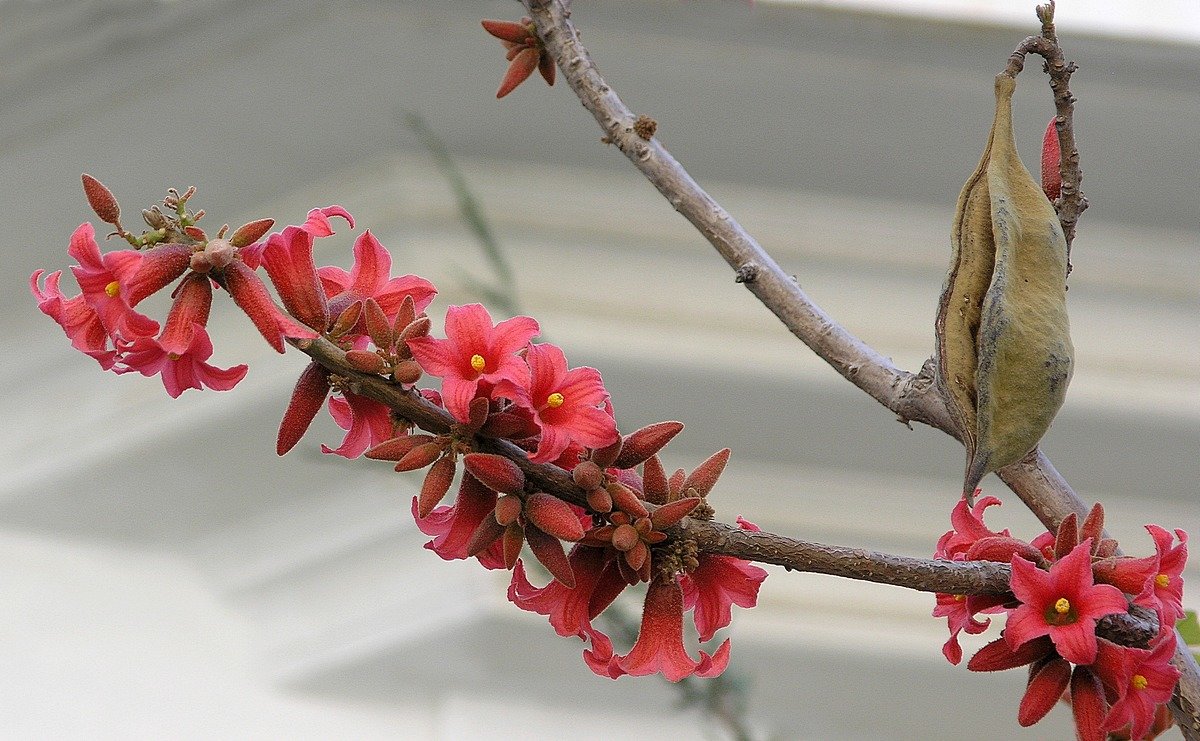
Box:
518, 0, 1198, 734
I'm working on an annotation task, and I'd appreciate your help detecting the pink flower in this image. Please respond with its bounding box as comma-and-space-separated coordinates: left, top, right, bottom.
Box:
113, 272, 246, 397
524, 343, 618, 463
30, 269, 117, 369
1144, 525, 1187, 626
256, 207, 355, 331
1006, 540, 1129, 665
413, 474, 503, 568
67, 223, 159, 339
618, 575, 728, 682
936, 494, 1010, 559
932, 592, 1006, 665
1104, 633, 1181, 740
407, 303, 539, 422
320, 390, 396, 458
318, 230, 436, 324
680, 519, 768, 642
117, 324, 247, 398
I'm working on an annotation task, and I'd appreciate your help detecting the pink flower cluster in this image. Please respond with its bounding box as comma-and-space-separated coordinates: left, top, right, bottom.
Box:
34, 181, 766, 683
935, 495, 1187, 740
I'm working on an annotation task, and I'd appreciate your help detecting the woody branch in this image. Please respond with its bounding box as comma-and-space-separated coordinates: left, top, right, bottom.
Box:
518, 0, 1199, 733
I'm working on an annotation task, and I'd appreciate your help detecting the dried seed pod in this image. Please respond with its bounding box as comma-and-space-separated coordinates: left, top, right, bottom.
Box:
935, 74, 1073, 502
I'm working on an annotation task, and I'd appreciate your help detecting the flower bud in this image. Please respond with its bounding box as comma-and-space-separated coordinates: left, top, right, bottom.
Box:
572, 460, 603, 491
81, 174, 120, 224
229, 218, 275, 248
525, 492, 584, 542
494, 494, 523, 526
417, 457, 456, 518
463, 453, 525, 494
613, 421, 683, 469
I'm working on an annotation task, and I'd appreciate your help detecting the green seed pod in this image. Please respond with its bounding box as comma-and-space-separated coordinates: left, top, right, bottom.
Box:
935, 74, 1073, 502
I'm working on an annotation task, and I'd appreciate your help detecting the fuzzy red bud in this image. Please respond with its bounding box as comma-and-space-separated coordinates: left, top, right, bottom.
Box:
463, 453, 525, 494
613, 421, 684, 469
81, 173, 121, 224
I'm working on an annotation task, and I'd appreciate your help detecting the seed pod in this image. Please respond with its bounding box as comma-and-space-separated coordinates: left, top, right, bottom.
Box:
935, 74, 1073, 502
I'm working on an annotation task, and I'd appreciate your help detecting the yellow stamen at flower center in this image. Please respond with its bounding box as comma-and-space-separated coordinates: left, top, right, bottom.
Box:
105, 280, 121, 298
1053, 598, 1071, 614
953, 594, 965, 603
546, 392, 565, 409
470, 354, 486, 373
1132, 674, 1148, 691
167, 352, 181, 361
1155, 573, 1170, 588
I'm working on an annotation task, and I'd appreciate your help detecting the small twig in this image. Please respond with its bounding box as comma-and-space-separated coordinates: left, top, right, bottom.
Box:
1001, 0, 1088, 272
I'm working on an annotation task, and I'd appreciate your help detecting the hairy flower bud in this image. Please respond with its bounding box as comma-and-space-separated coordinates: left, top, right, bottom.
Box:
613, 421, 684, 469
81, 174, 120, 224
525, 492, 584, 542
229, 218, 275, 249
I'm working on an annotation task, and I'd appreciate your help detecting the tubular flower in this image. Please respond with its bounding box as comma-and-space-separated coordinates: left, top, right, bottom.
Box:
407, 303, 539, 422
255, 206, 355, 331
617, 575, 729, 682
680, 518, 768, 643
1005, 540, 1129, 665
524, 342, 619, 463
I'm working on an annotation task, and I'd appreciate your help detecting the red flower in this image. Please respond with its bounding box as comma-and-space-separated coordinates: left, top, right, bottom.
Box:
524, 343, 618, 463
508, 546, 619, 638
255, 206, 354, 331
407, 303, 539, 422
935, 494, 1010, 559
932, 592, 1005, 665
1143, 525, 1187, 626
680, 519, 768, 643
618, 575, 729, 682
30, 269, 117, 369
413, 474, 503, 569
1005, 540, 1129, 665
318, 229, 436, 328
67, 223, 159, 339
320, 388, 396, 459
1104, 634, 1182, 740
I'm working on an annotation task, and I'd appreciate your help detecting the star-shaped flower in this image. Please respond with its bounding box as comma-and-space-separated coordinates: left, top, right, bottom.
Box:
1005, 540, 1129, 665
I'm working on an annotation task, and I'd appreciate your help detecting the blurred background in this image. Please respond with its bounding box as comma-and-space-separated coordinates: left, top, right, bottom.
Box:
2, 0, 1197, 738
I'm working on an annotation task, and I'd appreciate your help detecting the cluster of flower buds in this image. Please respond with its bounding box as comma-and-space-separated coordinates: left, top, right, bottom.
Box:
482, 17, 555, 98
34, 180, 768, 682
934, 495, 1187, 740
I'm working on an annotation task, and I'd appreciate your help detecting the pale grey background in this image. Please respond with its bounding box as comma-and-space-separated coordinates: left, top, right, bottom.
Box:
2, 1, 1197, 738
